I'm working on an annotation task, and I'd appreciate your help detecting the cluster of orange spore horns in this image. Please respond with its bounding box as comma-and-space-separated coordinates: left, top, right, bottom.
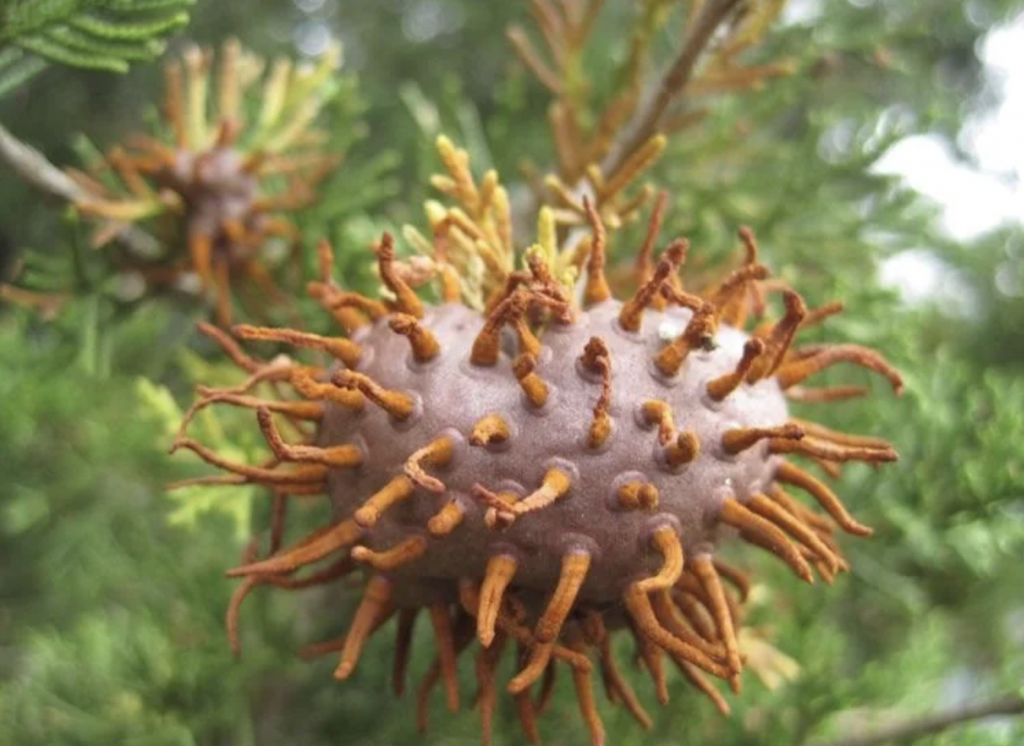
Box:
65, 41, 345, 327
170, 199, 902, 745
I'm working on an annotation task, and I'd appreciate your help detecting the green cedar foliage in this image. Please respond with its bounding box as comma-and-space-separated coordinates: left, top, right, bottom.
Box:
0, 0, 195, 98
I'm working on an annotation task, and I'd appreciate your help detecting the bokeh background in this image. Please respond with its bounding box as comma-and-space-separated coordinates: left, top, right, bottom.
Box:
1, 1, 1023, 744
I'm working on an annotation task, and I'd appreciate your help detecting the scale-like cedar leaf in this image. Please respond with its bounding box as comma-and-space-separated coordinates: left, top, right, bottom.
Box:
0, 0, 195, 98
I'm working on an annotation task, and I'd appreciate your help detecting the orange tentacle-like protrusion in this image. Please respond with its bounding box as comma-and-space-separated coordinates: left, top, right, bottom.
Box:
706, 338, 765, 401
196, 390, 324, 422
769, 436, 899, 463
582, 196, 611, 306
535, 658, 557, 715
749, 495, 843, 574
619, 239, 688, 332
508, 551, 592, 694
477, 554, 517, 647
513, 352, 550, 408
617, 481, 660, 511
775, 461, 874, 536
642, 399, 677, 446
256, 407, 362, 468
785, 384, 869, 403
674, 657, 732, 716
334, 575, 393, 680
582, 611, 652, 729
171, 438, 326, 485
721, 423, 803, 456
353, 476, 416, 528
718, 226, 765, 328
324, 290, 390, 321
579, 337, 613, 448
175, 389, 321, 443
690, 555, 742, 676
197, 321, 260, 372
643, 399, 701, 466
427, 501, 465, 536
515, 670, 541, 744
226, 520, 363, 577
534, 553, 593, 645
565, 629, 606, 746
776, 344, 904, 394
474, 468, 573, 529
789, 418, 894, 450
471, 289, 530, 366
404, 436, 453, 493
351, 535, 429, 571
650, 589, 727, 660
673, 589, 719, 643
289, 367, 365, 410
676, 569, 742, 637
660, 283, 706, 311
332, 370, 416, 420
389, 313, 441, 362
768, 485, 835, 534
719, 498, 814, 583
457, 579, 592, 674
188, 232, 215, 294
654, 303, 717, 377
636, 526, 685, 594
514, 315, 542, 357
306, 283, 377, 331
747, 290, 808, 381
712, 559, 752, 601
377, 231, 425, 318
428, 603, 461, 712
470, 414, 512, 447
800, 300, 845, 329
665, 430, 701, 469
227, 553, 358, 657
266, 555, 356, 591
393, 608, 418, 697
210, 360, 296, 397
635, 190, 670, 289
477, 631, 507, 746
622, 585, 732, 678
709, 264, 770, 321
233, 324, 362, 368
634, 627, 670, 705
226, 576, 258, 657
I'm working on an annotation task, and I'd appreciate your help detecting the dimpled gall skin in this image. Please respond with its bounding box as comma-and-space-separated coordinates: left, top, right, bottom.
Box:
320, 300, 788, 607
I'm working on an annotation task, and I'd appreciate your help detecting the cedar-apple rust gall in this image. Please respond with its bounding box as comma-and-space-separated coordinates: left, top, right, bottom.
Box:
68, 40, 343, 327
171, 141, 902, 746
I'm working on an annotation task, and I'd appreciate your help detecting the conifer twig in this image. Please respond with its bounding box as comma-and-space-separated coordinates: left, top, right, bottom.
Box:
0, 120, 82, 203
0, 120, 158, 256
803, 692, 1024, 746
601, 0, 744, 176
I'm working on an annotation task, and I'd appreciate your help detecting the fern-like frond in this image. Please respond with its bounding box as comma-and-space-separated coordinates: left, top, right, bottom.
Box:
0, 0, 195, 97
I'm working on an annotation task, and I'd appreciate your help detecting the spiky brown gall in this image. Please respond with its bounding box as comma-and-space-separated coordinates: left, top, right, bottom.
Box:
66, 41, 344, 326
172, 138, 903, 745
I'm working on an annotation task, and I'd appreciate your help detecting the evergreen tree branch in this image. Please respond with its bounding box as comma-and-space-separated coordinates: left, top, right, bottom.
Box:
601, 0, 743, 176
804, 692, 1024, 746
0, 120, 159, 256
0, 120, 85, 203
